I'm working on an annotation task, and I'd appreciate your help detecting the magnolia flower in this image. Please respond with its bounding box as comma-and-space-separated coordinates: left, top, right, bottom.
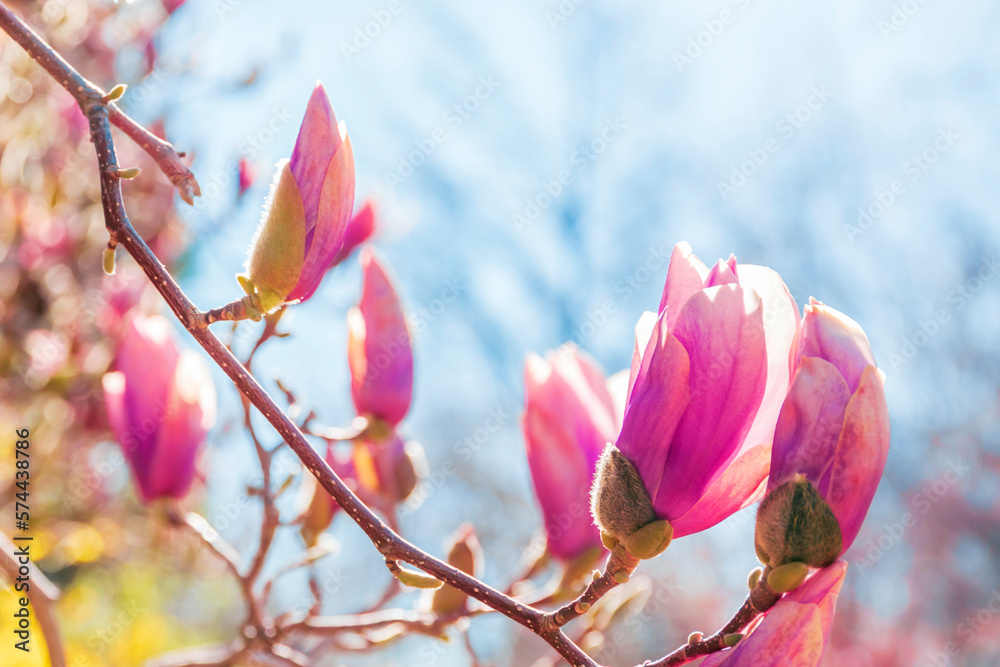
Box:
523, 345, 618, 561
703, 561, 846, 666
755, 300, 890, 569
591, 243, 798, 559
239, 82, 355, 314
102, 314, 216, 503
348, 247, 412, 427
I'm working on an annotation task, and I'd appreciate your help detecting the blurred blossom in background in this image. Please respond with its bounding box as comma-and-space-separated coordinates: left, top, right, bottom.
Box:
2, 0, 1000, 665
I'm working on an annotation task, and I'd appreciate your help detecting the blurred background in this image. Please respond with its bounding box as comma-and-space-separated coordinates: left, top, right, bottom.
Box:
2, 0, 999, 665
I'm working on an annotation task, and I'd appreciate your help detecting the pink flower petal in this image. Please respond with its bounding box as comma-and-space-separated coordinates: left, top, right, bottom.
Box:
617, 312, 691, 507
736, 264, 800, 456
820, 366, 890, 551
654, 285, 766, 519
288, 131, 355, 302
348, 247, 412, 425
658, 242, 711, 327
330, 199, 377, 267
794, 299, 876, 393
289, 83, 342, 239
701, 561, 846, 667
768, 357, 852, 493
147, 351, 216, 500
705, 255, 739, 287
523, 348, 612, 559
670, 442, 770, 538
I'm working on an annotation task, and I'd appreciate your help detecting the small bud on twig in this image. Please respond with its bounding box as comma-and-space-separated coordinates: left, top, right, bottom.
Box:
102, 245, 116, 275
723, 633, 744, 648
687, 632, 703, 645
104, 83, 127, 102
747, 567, 763, 591
117, 167, 142, 180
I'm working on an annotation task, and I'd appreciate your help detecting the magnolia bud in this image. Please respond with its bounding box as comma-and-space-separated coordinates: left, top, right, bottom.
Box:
747, 567, 763, 591
590, 444, 673, 559
687, 632, 703, 644
755, 476, 842, 568
430, 524, 483, 614
766, 561, 810, 594
102, 246, 116, 275
240, 160, 306, 315
723, 633, 744, 647
105, 83, 127, 101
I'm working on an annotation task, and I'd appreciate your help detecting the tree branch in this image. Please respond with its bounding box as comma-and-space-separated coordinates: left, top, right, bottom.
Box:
0, 5, 597, 665
0, 2, 200, 204
0, 531, 66, 667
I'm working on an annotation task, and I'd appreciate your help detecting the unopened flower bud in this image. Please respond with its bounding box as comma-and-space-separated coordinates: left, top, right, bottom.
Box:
766, 561, 810, 594
240, 160, 306, 315
754, 476, 842, 569
102, 246, 116, 275
105, 83, 127, 101
590, 444, 672, 559
430, 524, 483, 614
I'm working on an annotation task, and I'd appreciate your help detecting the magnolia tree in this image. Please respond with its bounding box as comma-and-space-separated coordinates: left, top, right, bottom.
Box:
0, 4, 890, 666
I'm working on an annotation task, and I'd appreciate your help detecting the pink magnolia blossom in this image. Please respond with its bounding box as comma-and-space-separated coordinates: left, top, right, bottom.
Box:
701, 561, 847, 667
767, 299, 890, 553
102, 314, 216, 503
615, 243, 798, 538
284, 82, 356, 302
523, 345, 618, 560
348, 247, 413, 426
241, 83, 355, 312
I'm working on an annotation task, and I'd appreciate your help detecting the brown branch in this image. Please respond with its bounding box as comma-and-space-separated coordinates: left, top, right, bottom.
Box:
0, 2, 200, 204
648, 574, 781, 667
0, 532, 66, 667
0, 6, 597, 666
542, 546, 636, 632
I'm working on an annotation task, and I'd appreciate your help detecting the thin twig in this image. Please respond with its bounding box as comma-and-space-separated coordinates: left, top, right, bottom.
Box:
0, 531, 66, 667
648, 575, 781, 666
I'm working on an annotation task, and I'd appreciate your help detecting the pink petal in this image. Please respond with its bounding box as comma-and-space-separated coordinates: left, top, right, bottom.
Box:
701, 561, 846, 667
794, 299, 876, 394
288, 132, 355, 302
348, 248, 412, 425
658, 242, 711, 327
705, 255, 739, 287
617, 312, 691, 506
117, 314, 179, 432
768, 357, 852, 493
330, 199, 377, 267
670, 442, 770, 538
523, 352, 608, 560
654, 285, 766, 519
736, 265, 800, 455
289, 83, 342, 238
820, 366, 890, 551
146, 351, 215, 500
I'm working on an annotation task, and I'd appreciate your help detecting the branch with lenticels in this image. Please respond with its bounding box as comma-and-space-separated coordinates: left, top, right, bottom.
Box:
0, 4, 786, 666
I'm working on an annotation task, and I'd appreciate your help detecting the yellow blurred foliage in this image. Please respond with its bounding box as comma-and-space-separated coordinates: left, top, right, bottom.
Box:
0, 587, 51, 667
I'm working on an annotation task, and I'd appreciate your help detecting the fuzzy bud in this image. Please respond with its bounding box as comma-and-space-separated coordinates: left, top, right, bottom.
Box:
239, 161, 306, 315
754, 476, 843, 568
590, 444, 673, 559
